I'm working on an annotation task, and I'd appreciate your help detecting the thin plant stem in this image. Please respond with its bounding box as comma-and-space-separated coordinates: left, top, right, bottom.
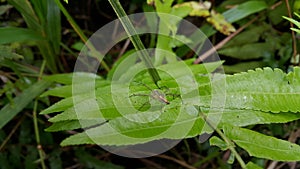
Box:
33, 60, 47, 169
284, 0, 298, 63
38, 60, 46, 80
33, 100, 46, 169
194, 16, 259, 64
54, 0, 110, 72
199, 111, 247, 169
54, 0, 87, 42
108, 0, 161, 85
214, 127, 246, 168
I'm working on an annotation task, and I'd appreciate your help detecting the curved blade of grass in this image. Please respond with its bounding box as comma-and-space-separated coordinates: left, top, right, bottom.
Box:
53, 0, 110, 72
222, 1, 268, 23
108, 0, 161, 85
7, 0, 40, 30
0, 27, 44, 44
7, 0, 60, 73
46, 0, 61, 55
0, 80, 52, 129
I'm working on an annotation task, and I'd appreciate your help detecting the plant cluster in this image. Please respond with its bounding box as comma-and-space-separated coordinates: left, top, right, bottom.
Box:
0, 0, 300, 168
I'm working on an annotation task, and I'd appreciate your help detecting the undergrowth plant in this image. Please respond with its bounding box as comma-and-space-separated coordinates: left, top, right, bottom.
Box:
40, 0, 300, 169
1, 0, 300, 168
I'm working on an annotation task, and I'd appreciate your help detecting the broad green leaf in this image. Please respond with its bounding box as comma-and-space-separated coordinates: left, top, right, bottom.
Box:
41, 85, 74, 98
218, 43, 272, 60
198, 67, 300, 112
40, 93, 92, 114
203, 108, 300, 127
268, 2, 288, 25
224, 125, 300, 161
0, 80, 52, 129
201, 1, 268, 37
40, 80, 110, 98
45, 119, 105, 132
43, 72, 103, 85
0, 27, 44, 44
61, 102, 205, 146
228, 110, 300, 126
47, 99, 106, 122
44, 66, 300, 146
223, 61, 266, 74
222, 1, 268, 23
61, 132, 94, 145
45, 120, 82, 132
221, 25, 269, 48
47, 101, 300, 127
54, 107, 300, 128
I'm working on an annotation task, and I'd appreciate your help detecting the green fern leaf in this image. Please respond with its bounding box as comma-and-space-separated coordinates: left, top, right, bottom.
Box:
199, 67, 300, 112
42, 65, 300, 146
224, 124, 300, 161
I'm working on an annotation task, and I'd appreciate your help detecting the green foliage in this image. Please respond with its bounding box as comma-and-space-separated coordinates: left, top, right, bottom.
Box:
1, 0, 300, 168
0, 45, 24, 61
0, 27, 44, 44
5, 0, 62, 73
218, 1, 296, 72
283, 12, 300, 33
224, 125, 300, 161
222, 1, 268, 23
42, 63, 300, 163
0, 80, 52, 128
202, 1, 268, 37
216, 67, 300, 112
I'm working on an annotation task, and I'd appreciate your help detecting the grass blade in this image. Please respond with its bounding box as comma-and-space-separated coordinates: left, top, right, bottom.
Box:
108, 0, 161, 85
7, 0, 40, 30
0, 80, 52, 129
222, 1, 268, 23
0, 27, 44, 44
46, 0, 61, 54
54, 0, 110, 72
